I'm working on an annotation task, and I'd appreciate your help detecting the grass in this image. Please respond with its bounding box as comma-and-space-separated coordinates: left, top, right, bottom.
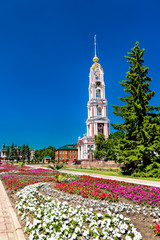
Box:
62, 167, 160, 182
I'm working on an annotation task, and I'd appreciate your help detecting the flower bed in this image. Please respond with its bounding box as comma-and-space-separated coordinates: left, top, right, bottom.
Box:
1, 164, 160, 239
0, 163, 31, 173
1, 175, 56, 193
0, 163, 57, 176
155, 222, 160, 236
55, 182, 118, 201
16, 182, 142, 240
12, 168, 57, 176
68, 176, 160, 207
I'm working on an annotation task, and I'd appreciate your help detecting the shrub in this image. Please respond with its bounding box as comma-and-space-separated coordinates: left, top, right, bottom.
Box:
131, 162, 160, 178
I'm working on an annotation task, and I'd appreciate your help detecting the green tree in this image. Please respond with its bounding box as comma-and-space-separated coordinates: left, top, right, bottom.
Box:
112, 42, 160, 174
14, 149, 19, 163
9, 143, 15, 161
21, 144, 26, 162
33, 146, 56, 163
33, 150, 39, 161
5, 147, 10, 160
94, 132, 107, 160
105, 131, 125, 161
25, 144, 30, 163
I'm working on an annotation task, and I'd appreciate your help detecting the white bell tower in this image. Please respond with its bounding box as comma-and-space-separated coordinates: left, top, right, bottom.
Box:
78, 36, 110, 160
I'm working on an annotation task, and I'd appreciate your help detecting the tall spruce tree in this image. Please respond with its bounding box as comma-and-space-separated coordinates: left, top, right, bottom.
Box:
9, 143, 15, 161
5, 147, 10, 160
21, 144, 26, 162
112, 42, 160, 174
25, 144, 30, 162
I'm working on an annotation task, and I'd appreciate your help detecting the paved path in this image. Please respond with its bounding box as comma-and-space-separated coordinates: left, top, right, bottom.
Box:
26, 164, 160, 187
60, 169, 160, 187
0, 181, 26, 240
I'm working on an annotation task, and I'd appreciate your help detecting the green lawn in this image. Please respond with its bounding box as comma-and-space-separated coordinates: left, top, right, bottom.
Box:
62, 167, 160, 182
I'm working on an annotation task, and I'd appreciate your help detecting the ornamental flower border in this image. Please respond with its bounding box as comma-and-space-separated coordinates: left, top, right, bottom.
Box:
16, 182, 142, 240
64, 175, 160, 207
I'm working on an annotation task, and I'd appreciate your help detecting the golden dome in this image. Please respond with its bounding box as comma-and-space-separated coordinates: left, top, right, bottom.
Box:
91, 61, 103, 71
93, 55, 99, 62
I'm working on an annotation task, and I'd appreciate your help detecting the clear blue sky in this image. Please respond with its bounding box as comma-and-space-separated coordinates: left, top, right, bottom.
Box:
0, 0, 160, 150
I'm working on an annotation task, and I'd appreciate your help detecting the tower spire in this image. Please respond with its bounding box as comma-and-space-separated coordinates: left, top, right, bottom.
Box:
93, 35, 99, 62
94, 34, 97, 57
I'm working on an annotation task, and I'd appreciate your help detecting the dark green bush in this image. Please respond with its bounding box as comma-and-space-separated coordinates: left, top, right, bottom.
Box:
131, 162, 160, 178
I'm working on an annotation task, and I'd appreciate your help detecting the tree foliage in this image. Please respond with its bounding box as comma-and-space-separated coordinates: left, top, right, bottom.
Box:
5, 147, 10, 160
112, 42, 160, 174
21, 144, 26, 162
105, 131, 125, 161
9, 143, 17, 161
25, 144, 30, 162
94, 132, 124, 161
94, 133, 107, 160
33, 146, 56, 162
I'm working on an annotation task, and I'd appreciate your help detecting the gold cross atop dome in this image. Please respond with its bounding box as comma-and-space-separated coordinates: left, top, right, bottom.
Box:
93, 35, 99, 62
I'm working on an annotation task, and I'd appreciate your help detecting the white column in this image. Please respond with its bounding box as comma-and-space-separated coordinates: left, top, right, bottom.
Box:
104, 123, 108, 138
90, 123, 92, 136
94, 106, 96, 116
93, 87, 95, 98
104, 106, 106, 117
103, 86, 105, 99
78, 146, 80, 159
81, 145, 83, 159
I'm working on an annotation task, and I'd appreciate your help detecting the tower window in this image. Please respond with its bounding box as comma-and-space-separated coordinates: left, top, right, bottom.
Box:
97, 106, 102, 116
98, 124, 104, 134
96, 81, 101, 87
96, 89, 101, 98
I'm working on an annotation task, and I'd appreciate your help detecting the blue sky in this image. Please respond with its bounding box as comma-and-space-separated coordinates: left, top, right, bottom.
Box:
0, 0, 160, 149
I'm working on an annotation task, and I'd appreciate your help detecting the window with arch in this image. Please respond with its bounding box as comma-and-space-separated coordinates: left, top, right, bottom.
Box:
98, 124, 104, 134
97, 106, 102, 116
96, 89, 101, 98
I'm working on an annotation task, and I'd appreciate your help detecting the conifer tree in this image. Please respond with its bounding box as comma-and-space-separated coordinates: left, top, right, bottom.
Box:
21, 144, 26, 162
25, 144, 30, 163
112, 42, 160, 174
14, 149, 19, 162
9, 143, 15, 161
5, 146, 10, 160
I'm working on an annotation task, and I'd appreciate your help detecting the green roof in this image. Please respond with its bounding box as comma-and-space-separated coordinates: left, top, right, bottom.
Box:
44, 155, 51, 159
2, 146, 22, 150
29, 148, 35, 151
58, 144, 77, 150
2, 146, 34, 151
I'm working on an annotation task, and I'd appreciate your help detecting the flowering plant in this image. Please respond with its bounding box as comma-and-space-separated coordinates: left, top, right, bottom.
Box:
1, 175, 56, 193
154, 222, 160, 236
68, 175, 160, 207
15, 182, 142, 240
55, 182, 118, 201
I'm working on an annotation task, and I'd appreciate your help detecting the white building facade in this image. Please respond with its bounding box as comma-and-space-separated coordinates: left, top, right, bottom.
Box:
78, 38, 110, 160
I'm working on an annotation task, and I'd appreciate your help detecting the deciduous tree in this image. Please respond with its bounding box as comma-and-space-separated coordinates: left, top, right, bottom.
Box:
94, 132, 107, 160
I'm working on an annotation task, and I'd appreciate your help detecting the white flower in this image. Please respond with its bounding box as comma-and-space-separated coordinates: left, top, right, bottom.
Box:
75, 226, 80, 233
125, 236, 132, 240
33, 218, 41, 226
83, 229, 89, 238
97, 213, 103, 218
71, 233, 77, 240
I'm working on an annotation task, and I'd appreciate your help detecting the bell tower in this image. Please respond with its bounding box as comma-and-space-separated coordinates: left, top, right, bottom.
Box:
78, 36, 110, 160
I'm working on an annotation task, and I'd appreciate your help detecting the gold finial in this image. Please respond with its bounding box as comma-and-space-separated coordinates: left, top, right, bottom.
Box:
93, 35, 99, 62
